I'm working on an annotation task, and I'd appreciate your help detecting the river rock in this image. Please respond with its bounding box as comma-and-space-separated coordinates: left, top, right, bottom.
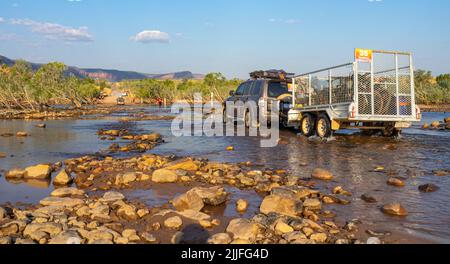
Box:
164, 216, 183, 229
35, 123, 46, 128
382, 203, 408, 216
445, 117, 450, 123
431, 121, 441, 128
164, 158, 199, 171
40, 197, 84, 208
152, 169, 178, 183
23, 223, 63, 239
0, 207, 7, 220
387, 177, 405, 187
208, 233, 232, 244
0, 152, 6, 159
115, 172, 137, 186
260, 194, 300, 217
176, 210, 211, 221
419, 184, 439, 193
53, 169, 73, 186
236, 199, 249, 212
24, 164, 52, 179
311, 168, 334, 181
5, 168, 27, 179
303, 198, 322, 210
189, 186, 228, 206
361, 194, 378, 203
115, 201, 138, 220
310, 233, 328, 243
172, 191, 204, 212
367, 237, 382, 244
0, 237, 12, 244
48, 231, 83, 244
138, 133, 162, 142
16, 131, 29, 137
100, 191, 125, 203
51, 187, 85, 197
275, 222, 294, 234
226, 218, 260, 242
422, 123, 429, 129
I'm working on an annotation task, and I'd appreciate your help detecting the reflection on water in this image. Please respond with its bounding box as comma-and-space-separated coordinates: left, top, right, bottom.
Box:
0, 107, 449, 242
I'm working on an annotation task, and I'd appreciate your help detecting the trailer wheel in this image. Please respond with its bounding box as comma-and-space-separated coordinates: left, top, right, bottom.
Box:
316, 114, 332, 138
301, 114, 316, 137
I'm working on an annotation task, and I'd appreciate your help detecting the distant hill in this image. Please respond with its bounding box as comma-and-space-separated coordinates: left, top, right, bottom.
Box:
0, 55, 205, 82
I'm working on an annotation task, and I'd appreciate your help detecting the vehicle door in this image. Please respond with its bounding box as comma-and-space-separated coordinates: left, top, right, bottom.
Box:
266, 81, 290, 119
236, 81, 253, 121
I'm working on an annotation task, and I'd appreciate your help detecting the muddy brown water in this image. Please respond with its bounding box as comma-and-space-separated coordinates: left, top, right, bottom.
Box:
0, 107, 449, 243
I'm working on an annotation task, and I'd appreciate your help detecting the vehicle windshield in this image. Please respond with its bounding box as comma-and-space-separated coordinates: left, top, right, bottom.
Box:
268, 82, 289, 98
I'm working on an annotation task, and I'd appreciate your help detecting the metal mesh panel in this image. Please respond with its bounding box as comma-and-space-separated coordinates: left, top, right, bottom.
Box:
295, 76, 309, 106
358, 94, 372, 115
331, 65, 354, 104
374, 83, 397, 115
310, 72, 329, 105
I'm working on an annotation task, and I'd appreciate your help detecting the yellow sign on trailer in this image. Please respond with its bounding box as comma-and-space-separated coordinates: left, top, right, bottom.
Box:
355, 48, 373, 62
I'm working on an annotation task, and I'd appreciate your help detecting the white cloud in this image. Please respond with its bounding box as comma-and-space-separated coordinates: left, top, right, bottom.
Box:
67, 0, 82, 2
368, 0, 383, 2
130, 30, 170, 43
269, 18, 300, 24
0, 17, 5, 23
10, 19, 93, 42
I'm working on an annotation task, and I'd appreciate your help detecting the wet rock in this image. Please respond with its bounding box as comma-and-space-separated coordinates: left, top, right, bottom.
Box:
122, 229, 140, 242
189, 186, 228, 206
311, 168, 334, 181
100, 191, 125, 203
24, 164, 52, 179
387, 177, 405, 187
361, 194, 377, 203
431, 121, 441, 129
1, 222, 20, 236
260, 194, 300, 217
83, 229, 114, 243
36, 124, 47, 128
422, 123, 429, 129
226, 146, 235, 151
51, 187, 85, 197
332, 186, 352, 196
16, 131, 29, 137
236, 199, 249, 213
15, 238, 36, 244
0, 237, 12, 244
115, 200, 138, 220
137, 133, 162, 142
40, 197, 84, 208
199, 220, 213, 229
419, 184, 440, 193
115, 172, 137, 186
433, 170, 450, 177
208, 233, 232, 244
152, 169, 178, 183
382, 203, 408, 217
226, 218, 260, 242
5, 168, 27, 179
172, 191, 204, 212
0, 152, 6, 159
171, 231, 184, 244
53, 169, 73, 186
102, 130, 120, 137
164, 216, 183, 230
366, 229, 392, 237
445, 117, 450, 123
164, 158, 199, 171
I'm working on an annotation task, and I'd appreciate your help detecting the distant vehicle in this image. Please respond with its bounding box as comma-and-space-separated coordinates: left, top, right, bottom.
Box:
286, 49, 421, 138
223, 70, 293, 127
117, 97, 126, 105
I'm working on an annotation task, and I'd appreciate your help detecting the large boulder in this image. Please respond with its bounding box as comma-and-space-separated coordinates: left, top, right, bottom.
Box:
5, 168, 27, 179
53, 169, 73, 186
226, 219, 260, 242
152, 169, 178, 183
260, 194, 300, 217
100, 191, 125, 203
49, 231, 83, 244
24, 164, 52, 179
208, 233, 232, 244
23, 223, 63, 238
172, 191, 204, 212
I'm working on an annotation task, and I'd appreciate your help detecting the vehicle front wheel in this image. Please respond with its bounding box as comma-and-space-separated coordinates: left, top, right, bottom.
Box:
316, 114, 332, 138
301, 114, 316, 137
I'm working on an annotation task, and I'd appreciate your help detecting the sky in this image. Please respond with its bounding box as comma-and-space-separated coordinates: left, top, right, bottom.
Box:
0, 0, 449, 78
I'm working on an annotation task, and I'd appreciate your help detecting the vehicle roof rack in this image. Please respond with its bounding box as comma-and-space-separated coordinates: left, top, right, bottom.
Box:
250, 70, 294, 81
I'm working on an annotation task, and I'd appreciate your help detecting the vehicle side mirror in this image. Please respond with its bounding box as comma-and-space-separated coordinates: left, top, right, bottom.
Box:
229, 90, 235, 96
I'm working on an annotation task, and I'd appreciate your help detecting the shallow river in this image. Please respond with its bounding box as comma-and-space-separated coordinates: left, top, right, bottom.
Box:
1, 108, 449, 243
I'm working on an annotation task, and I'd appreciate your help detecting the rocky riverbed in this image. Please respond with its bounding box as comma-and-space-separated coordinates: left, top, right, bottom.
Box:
1, 107, 449, 244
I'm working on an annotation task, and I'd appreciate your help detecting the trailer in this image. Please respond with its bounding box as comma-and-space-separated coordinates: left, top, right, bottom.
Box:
286, 49, 422, 138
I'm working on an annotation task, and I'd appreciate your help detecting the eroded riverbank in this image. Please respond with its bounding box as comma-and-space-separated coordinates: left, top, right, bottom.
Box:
1, 106, 449, 244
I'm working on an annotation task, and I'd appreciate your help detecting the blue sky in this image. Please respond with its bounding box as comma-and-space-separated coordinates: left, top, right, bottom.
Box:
0, 0, 449, 78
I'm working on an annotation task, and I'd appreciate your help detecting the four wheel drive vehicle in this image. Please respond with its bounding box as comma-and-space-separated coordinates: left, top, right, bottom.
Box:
224, 70, 293, 127
117, 97, 126, 105
287, 49, 422, 138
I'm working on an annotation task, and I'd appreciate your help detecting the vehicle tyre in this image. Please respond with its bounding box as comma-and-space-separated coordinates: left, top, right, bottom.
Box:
301, 114, 316, 137
382, 126, 401, 137
316, 114, 332, 138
